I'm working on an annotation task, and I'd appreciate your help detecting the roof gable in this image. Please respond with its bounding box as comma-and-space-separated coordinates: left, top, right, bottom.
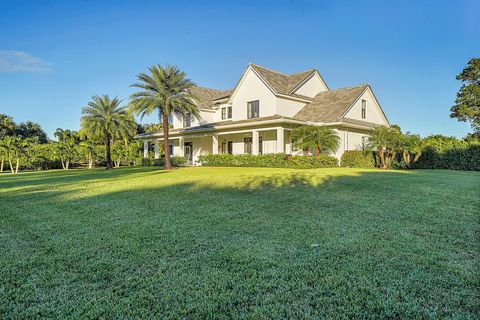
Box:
294, 84, 368, 123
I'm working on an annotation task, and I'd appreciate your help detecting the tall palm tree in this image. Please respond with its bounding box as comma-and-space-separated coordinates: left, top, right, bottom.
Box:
129, 64, 200, 170
292, 125, 340, 155
81, 95, 135, 169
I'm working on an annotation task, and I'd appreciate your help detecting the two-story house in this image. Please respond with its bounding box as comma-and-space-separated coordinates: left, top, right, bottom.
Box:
137, 63, 390, 164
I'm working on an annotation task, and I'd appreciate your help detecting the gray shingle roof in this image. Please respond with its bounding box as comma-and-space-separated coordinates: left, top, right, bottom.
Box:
189, 86, 233, 110
294, 84, 368, 122
250, 64, 316, 96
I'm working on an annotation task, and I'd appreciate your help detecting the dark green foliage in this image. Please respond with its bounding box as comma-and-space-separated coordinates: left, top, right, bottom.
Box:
340, 150, 376, 168
450, 58, 480, 134
413, 144, 480, 171
142, 156, 186, 167
198, 153, 338, 168
15, 121, 49, 143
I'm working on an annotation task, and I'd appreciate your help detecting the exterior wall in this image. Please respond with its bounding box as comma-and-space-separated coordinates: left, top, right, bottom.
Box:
172, 110, 215, 129
343, 88, 388, 125
333, 128, 370, 159
276, 97, 307, 117
228, 68, 278, 120
293, 73, 328, 97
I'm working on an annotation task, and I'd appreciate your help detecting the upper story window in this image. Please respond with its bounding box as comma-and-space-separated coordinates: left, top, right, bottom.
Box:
247, 100, 259, 119
361, 100, 367, 119
183, 113, 191, 127
221, 106, 232, 120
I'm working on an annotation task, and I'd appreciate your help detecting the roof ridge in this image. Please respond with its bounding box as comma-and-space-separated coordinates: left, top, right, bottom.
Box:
250, 63, 290, 76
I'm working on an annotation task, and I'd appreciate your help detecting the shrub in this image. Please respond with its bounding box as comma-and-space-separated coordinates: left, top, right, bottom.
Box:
142, 156, 186, 167
340, 150, 375, 168
198, 154, 338, 169
412, 144, 480, 171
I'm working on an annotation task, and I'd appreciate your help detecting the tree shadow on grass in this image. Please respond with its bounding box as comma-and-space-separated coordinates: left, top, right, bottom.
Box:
0, 168, 478, 318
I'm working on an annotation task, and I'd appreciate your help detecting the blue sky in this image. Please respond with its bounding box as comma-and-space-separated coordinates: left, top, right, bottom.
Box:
0, 0, 478, 138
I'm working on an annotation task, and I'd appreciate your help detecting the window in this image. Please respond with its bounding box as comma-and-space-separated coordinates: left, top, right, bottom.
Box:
168, 144, 173, 156
227, 141, 233, 154
244, 137, 252, 154
221, 107, 226, 120
258, 136, 263, 155
183, 113, 191, 127
361, 100, 367, 119
221, 141, 226, 154
227, 106, 232, 119
247, 100, 259, 118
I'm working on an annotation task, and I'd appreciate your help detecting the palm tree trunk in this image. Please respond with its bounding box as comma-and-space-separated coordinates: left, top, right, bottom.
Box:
88, 152, 93, 169
15, 158, 19, 174
105, 137, 112, 169
8, 158, 14, 174
66, 159, 69, 170
413, 152, 421, 163
0, 157, 4, 172
162, 113, 172, 170
378, 147, 386, 168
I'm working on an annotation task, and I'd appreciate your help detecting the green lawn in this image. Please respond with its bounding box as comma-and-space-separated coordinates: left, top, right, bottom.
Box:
0, 167, 479, 319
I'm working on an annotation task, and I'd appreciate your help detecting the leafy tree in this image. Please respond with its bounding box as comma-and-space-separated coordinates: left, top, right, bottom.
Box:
292, 125, 340, 156
81, 95, 135, 169
129, 65, 200, 170
16, 121, 48, 143
450, 58, 480, 134
0, 113, 16, 139
111, 140, 127, 167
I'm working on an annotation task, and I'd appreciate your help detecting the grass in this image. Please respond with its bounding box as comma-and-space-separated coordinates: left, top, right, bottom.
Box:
0, 167, 479, 319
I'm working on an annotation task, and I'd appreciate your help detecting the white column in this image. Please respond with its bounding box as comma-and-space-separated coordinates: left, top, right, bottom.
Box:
143, 140, 149, 158
178, 137, 184, 157
154, 141, 160, 159
276, 128, 285, 153
252, 130, 259, 155
212, 135, 218, 154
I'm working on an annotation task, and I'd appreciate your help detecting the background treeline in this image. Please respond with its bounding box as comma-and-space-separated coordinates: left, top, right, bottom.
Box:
0, 113, 164, 173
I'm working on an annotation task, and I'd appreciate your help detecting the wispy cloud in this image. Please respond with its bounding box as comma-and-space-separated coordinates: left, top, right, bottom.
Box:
0, 50, 52, 73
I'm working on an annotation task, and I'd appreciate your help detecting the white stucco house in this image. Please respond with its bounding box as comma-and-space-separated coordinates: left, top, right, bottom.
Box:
137, 63, 390, 165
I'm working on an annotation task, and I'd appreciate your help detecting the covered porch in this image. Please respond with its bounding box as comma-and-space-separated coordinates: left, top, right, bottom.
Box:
142, 126, 294, 165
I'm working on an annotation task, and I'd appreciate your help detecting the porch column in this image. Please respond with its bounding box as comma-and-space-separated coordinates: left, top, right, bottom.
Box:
276, 128, 285, 153
154, 141, 160, 159
252, 130, 259, 155
143, 140, 149, 158
178, 137, 184, 157
212, 135, 218, 154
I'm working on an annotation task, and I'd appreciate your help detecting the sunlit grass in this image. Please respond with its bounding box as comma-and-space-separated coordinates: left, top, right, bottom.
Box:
0, 167, 479, 319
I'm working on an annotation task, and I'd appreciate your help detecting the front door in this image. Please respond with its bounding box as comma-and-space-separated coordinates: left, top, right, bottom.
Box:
184, 142, 193, 165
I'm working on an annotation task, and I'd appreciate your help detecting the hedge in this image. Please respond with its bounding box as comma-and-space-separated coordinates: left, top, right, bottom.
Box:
142, 156, 186, 167
198, 153, 338, 169
340, 150, 376, 168
412, 144, 480, 171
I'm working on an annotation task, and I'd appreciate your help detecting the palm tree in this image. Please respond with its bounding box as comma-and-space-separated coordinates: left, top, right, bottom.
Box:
292, 125, 340, 155
401, 133, 423, 164
81, 95, 135, 169
129, 65, 200, 170
368, 126, 390, 168
54, 129, 79, 170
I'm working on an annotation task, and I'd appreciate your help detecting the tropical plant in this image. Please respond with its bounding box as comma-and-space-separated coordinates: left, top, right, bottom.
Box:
1, 136, 29, 174
111, 140, 127, 167
0, 113, 16, 140
129, 64, 200, 170
16, 121, 49, 143
401, 133, 423, 164
292, 125, 340, 156
81, 95, 135, 168
368, 126, 391, 168
54, 129, 79, 170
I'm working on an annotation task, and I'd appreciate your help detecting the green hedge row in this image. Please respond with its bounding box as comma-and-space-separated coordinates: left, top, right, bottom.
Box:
142, 156, 186, 167
412, 144, 480, 171
198, 153, 338, 168
340, 150, 376, 168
